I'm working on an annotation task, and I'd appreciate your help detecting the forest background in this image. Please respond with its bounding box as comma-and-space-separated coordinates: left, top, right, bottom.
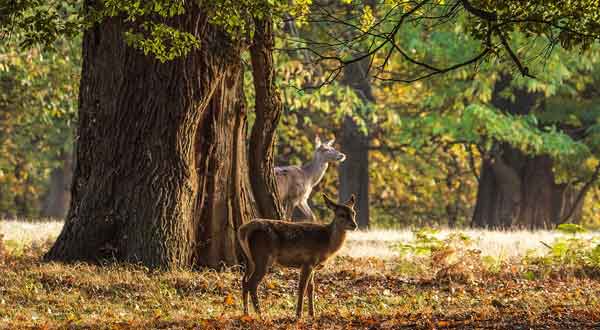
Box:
1, 1, 600, 230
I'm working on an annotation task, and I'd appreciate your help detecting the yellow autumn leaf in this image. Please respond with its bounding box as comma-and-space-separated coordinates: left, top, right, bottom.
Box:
585, 157, 599, 170
224, 293, 235, 306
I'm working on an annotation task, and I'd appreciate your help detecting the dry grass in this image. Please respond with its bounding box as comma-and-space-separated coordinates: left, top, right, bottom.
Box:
340, 229, 588, 259
1, 239, 599, 329
2, 220, 592, 259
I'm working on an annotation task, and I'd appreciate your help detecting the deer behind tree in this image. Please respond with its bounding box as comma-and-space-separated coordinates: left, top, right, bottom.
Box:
275, 136, 346, 221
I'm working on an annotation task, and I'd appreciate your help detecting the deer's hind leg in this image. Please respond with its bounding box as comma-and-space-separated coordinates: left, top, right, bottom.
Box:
283, 201, 294, 220
298, 201, 315, 222
246, 232, 273, 317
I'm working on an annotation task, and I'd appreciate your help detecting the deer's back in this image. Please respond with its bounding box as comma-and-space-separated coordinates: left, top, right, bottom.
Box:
243, 219, 339, 268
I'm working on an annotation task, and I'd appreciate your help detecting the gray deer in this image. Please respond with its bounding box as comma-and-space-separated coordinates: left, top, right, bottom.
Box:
275, 136, 346, 221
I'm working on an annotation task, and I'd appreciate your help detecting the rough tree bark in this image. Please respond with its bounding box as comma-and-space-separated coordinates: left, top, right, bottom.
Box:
339, 56, 372, 229
249, 17, 284, 220
44, 4, 274, 268
471, 77, 585, 229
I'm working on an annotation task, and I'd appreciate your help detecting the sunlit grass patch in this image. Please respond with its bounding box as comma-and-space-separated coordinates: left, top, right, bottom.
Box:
2, 220, 598, 261
0, 219, 62, 254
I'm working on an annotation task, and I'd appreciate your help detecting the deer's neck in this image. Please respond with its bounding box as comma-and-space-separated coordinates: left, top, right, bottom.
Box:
302, 157, 328, 187
327, 222, 347, 254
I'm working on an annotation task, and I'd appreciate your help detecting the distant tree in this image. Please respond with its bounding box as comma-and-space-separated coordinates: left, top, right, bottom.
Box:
0, 37, 78, 219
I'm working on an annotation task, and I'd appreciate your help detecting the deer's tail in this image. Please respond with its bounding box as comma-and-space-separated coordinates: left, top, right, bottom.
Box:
237, 223, 256, 283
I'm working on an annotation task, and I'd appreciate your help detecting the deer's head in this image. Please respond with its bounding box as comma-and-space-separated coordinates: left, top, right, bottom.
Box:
323, 194, 357, 230
314, 136, 346, 163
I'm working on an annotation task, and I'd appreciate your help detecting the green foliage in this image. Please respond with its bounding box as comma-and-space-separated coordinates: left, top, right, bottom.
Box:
208, 0, 311, 38
0, 1, 82, 49
556, 223, 588, 235
2, 0, 312, 62
100, 0, 199, 61
466, 0, 600, 51
0, 37, 79, 217
123, 22, 200, 63
351, 4, 600, 227
460, 104, 588, 160
394, 228, 473, 257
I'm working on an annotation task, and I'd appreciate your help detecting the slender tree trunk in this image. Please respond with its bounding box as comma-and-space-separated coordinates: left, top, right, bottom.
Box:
339, 117, 370, 228
471, 77, 585, 229
249, 17, 284, 220
339, 56, 372, 229
45, 5, 257, 268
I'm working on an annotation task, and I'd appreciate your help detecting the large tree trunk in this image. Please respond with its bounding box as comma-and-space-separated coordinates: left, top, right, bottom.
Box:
471, 77, 585, 229
45, 5, 259, 268
41, 152, 73, 219
339, 56, 372, 229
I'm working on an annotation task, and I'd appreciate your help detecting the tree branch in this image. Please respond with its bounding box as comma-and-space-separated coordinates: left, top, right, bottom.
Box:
558, 162, 600, 224
459, 0, 497, 21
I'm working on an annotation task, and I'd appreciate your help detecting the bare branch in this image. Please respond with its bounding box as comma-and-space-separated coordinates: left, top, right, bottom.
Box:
460, 0, 497, 21
559, 163, 600, 224
495, 28, 535, 78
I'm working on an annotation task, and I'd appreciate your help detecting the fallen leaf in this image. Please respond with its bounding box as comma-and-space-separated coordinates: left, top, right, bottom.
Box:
224, 293, 235, 306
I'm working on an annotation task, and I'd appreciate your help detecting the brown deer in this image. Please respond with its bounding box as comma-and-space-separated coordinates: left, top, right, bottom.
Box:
237, 194, 357, 319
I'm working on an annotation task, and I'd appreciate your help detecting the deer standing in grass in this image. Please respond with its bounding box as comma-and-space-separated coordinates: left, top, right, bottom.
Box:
275, 136, 346, 221
238, 194, 357, 319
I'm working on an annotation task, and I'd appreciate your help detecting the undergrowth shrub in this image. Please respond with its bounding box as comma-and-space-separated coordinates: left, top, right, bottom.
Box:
393, 228, 485, 283
524, 224, 600, 279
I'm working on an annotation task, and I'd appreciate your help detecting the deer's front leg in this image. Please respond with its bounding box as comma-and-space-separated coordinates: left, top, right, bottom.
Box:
296, 265, 313, 319
307, 272, 315, 317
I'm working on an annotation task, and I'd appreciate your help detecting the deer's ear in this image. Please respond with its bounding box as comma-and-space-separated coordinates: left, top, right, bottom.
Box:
315, 135, 322, 148
326, 137, 335, 146
323, 193, 337, 209
346, 194, 356, 207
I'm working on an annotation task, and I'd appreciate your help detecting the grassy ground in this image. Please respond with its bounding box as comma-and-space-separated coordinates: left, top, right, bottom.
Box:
1, 221, 600, 329
0, 220, 589, 258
